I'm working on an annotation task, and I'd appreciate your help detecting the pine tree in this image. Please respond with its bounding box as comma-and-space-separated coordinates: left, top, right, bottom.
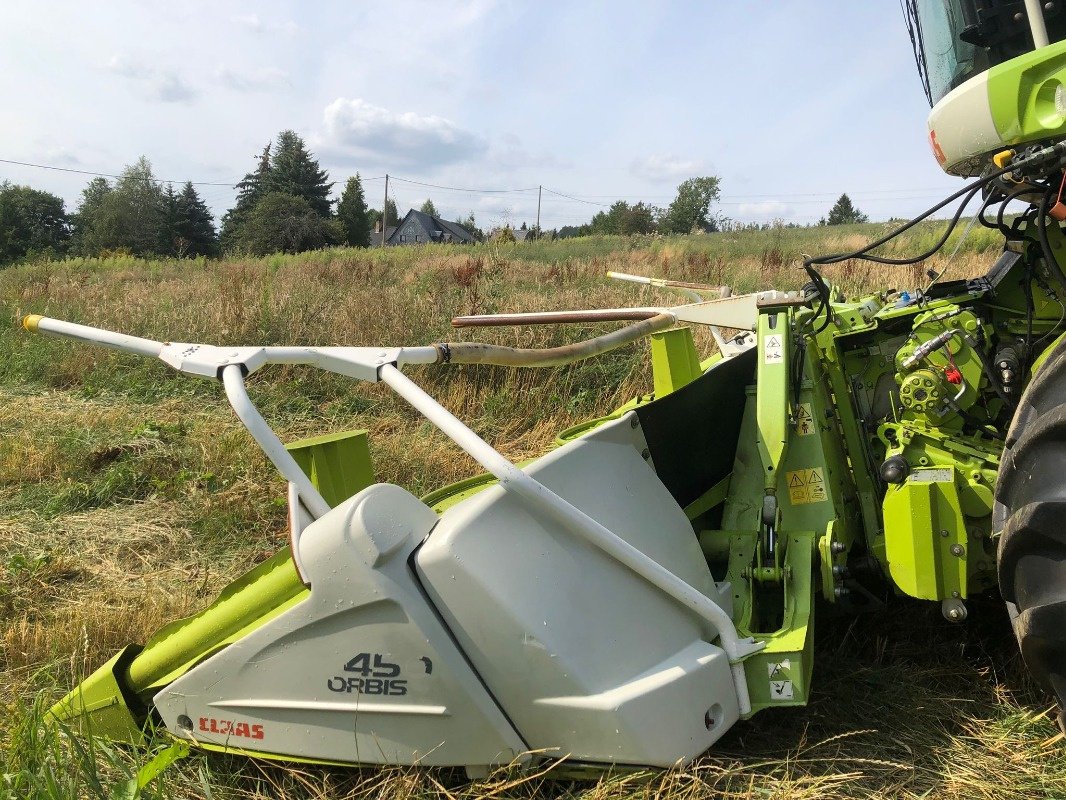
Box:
268, 130, 333, 217
337, 174, 371, 247
420, 198, 439, 217
174, 182, 219, 256
158, 183, 179, 256
826, 193, 868, 225
221, 142, 272, 248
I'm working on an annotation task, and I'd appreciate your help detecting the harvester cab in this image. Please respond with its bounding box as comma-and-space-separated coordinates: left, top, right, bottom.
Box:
25, 0, 1066, 778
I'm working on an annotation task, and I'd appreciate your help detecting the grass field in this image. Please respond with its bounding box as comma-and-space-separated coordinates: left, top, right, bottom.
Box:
2, 221, 1064, 799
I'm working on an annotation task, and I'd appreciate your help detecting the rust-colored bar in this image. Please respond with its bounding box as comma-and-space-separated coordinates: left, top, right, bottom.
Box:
452, 309, 660, 328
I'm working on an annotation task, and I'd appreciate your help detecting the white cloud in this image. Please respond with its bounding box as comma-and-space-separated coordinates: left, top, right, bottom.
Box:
630, 154, 706, 182
232, 14, 299, 35
318, 98, 487, 170
215, 66, 290, 92
108, 54, 197, 103
736, 200, 794, 219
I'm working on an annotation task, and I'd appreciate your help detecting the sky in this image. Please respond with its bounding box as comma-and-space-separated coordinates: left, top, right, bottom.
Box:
0, 2, 967, 230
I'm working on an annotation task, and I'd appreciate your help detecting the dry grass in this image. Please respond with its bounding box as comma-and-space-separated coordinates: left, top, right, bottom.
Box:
1, 227, 1057, 798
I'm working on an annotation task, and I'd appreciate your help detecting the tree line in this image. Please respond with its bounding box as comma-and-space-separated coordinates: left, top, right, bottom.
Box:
0, 128, 870, 266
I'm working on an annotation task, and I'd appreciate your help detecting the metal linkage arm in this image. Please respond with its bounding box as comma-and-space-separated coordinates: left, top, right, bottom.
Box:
220, 366, 330, 520
379, 363, 763, 713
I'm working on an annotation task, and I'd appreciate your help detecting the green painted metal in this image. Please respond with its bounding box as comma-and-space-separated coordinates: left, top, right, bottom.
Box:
649, 326, 703, 398
987, 39, 1066, 147
285, 429, 375, 507
1032, 330, 1066, 375
684, 473, 731, 521
50, 646, 146, 742
882, 469, 969, 600
736, 531, 815, 713
755, 311, 790, 491
126, 548, 307, 692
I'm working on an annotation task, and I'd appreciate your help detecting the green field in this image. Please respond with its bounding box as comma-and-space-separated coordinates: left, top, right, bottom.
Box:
3, 223, 1065, 799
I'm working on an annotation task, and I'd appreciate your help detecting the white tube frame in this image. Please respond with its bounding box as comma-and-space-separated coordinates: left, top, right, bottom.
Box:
379, 364, 761, 713
1025, 0, 1050, 48
28, 315, 763, 712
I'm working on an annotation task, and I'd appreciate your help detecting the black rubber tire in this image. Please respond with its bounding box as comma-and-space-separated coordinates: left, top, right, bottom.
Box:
996, 333, 1066, 729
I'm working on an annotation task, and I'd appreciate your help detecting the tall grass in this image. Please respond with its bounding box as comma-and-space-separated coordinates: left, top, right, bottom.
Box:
0, 223, 1047, 799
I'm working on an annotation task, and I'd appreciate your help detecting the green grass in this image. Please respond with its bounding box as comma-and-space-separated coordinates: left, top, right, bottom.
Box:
0, 223, 1056, 799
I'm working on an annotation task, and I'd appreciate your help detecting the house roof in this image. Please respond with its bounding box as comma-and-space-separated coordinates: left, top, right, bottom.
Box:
370, 226, 397, 247
387, 209, 475, 244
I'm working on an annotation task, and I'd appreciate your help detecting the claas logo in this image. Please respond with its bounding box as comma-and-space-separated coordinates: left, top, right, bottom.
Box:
199, 717, 265, 740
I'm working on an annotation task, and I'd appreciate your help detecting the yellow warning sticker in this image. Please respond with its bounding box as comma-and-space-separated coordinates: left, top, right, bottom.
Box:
786, 467, 827, 505
795, 403, 815, 436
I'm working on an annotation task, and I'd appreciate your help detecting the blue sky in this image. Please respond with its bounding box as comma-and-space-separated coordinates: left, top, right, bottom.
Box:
0, 2, 965, 229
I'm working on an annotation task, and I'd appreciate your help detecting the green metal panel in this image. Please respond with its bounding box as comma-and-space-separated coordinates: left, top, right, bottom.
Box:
755, 312, 790, 488
125, 548, 308, 691
649, 326, 703, 398
50, 646, 146, 743
883, 469, 970, 600
988, 39, 1066, 146
738, 531, 816, 713
285, 429, 375, 508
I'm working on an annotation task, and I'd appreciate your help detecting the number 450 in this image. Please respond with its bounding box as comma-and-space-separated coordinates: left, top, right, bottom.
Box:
343, 653, 400, 678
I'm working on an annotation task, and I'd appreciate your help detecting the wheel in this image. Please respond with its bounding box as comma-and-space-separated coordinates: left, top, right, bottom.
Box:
995, 334, 1066, 730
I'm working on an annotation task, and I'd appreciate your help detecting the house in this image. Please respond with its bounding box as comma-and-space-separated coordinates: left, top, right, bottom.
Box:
370, 219, 397, 247
386, 209, 476, 245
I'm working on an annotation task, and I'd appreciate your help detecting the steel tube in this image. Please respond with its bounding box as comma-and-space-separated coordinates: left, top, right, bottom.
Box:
440, 313, 677, 367
380, 364, 757, 713
452, 308, 663, 327
221, 366, 331, 519
1025, 0, 1050, 47
23, 315, 163, 358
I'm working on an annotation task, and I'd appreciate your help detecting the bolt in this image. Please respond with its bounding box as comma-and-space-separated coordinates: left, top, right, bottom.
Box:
834, 586, 850, 599
947, 607, 964, 621
830, 541, 846, 554
952, 591, 960, 598
951, 544, 965, 557
1015, 11, 1025, 21
940, 529, 950, 538
630, 416, 639, 428
832, 564, 848, 578
641, 448, 651, 460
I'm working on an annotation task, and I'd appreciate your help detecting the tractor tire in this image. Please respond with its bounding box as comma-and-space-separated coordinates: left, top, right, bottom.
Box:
996, 334, 1066, 729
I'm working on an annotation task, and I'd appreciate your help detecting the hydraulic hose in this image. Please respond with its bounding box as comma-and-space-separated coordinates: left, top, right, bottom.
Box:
434, 312, 677, 367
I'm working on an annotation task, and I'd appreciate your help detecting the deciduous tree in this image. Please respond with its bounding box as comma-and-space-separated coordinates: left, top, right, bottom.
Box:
663, 176, 721, 234
0, 182, 70, 264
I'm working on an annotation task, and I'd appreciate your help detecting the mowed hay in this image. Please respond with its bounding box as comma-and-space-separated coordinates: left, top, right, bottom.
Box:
1, 227, 1058, 798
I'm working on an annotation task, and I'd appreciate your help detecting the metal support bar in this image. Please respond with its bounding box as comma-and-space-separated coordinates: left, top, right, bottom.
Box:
23, 314, 163, 358
221, 365, 331, 520
379, 363, 761, 713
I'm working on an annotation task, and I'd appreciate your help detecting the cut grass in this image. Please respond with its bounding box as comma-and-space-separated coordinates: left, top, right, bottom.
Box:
0, 225, 1055, 798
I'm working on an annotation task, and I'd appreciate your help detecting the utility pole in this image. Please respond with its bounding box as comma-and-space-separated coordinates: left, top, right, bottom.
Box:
381, 173, 389, 248
536, 185, 542, 239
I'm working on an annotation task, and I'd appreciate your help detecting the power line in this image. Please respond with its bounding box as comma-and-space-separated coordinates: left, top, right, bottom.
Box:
389, 174, 539, 194
542, 187, 612, 207
0, 157, 239, 187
